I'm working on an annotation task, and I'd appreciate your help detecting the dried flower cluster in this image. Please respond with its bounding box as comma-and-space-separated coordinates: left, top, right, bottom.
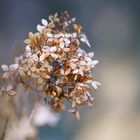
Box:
0, 12, 100, 119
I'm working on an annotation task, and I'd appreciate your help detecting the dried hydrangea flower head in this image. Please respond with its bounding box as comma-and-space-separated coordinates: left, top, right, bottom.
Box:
0, 11, 100, 120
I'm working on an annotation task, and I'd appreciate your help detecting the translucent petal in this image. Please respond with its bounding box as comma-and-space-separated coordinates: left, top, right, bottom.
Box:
47, 32, 53, 38
37, 24, 45, 33
88, 52, 94, 58
51, 53, 58, 59
49, 46, 57, 52
1, 65, 9, 71
64, 38, 70, 45
59, 42, 65, 49
41, 19, 48, 26
91, 81, 101, 89
6, 84, 13, 91
9, 64, 19, 71
73, 69, 79, 74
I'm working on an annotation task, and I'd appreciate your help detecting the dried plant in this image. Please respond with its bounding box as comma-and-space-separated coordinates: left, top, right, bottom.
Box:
0, 11, 100, 140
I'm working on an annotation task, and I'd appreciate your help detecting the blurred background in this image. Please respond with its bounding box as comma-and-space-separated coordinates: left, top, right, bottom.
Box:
0, 0, 140, 140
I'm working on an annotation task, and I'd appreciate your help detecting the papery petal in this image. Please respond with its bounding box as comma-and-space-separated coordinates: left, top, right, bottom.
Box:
47, 32, 53, 38
1, 65, 9, 71
51, 53, 58, 59
65, 68, 71, 75
41, 19, 48, 26
88, 52, 94, 58
87, 60, 99, 67
60, 69, 65, 75
37, 24, 45, 33
70, 63, 77, 69
9, 64, 19, 71
64, 38, 70, 45
80, 61, 86, 66
40, 54, 46, 61
6, 84, 13, 91
54, 34, 62, 39
25, 45, 31, 52
80, 34, 91, 47
59, 42, 65, 49
32, 54, 39, 62
64, 48, 70, 52
91, 81, 101, 89
49, 46, 57, 52
26, 52, 32, 58
73, 69, 79, 74
72, 33, 77, 38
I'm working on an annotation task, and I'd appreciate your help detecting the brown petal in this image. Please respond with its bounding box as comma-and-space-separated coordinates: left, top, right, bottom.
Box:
65, 68, 71, 75
2, 72, 9, 79
19, 70, 26, 78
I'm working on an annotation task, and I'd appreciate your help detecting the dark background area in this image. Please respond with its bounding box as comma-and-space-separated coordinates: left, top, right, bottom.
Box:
0, 0, 140, 140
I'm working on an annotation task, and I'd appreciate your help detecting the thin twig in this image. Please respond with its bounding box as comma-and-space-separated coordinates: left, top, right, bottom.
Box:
0, 117, 9, 140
